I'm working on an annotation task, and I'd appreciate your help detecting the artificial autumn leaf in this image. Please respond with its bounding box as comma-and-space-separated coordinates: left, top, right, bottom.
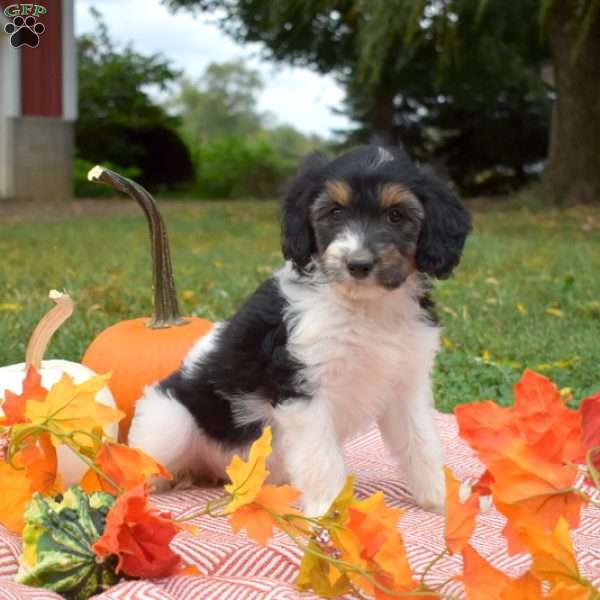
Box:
92, 483, 181, 578
225, 426, 272, 513
499, 572, 543, 600
296, 541, 354, 599
581, 391, 600, 478
371, 535, 417, 599
444, 466, 480, 554
80, 442, 172, 495
487, 438, 585, 531
456, 371, 583, 467
0, 367, 47, 426
460, 544, 511, 600
455, 400, 514, 455
229, 484, 301, 545
347, 493, 404, 559
472, 469, 494, 497
343, 496, 415, 597
17, 433, 61, 494
0, 461, 34, 533
23, 373, 124, 448
547, 581, 597, 600
513, 517, 584, 589
513, 370, 582, 462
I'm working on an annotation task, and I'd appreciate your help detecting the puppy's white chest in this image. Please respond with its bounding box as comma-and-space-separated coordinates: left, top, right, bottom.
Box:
286, 283, 438, 441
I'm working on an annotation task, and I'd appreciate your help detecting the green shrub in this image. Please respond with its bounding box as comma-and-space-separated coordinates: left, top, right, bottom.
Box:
194, 137, 289, 199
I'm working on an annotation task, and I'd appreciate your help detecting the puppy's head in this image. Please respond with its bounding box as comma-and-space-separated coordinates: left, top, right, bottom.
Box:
281, 145, 472, 293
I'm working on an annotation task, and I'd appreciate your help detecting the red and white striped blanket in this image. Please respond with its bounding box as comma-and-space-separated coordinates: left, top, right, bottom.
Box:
1, 413, 599, 599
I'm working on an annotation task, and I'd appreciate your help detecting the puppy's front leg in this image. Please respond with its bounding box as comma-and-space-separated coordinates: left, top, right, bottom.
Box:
273, 397, 346, 517
378, 379, 445, 512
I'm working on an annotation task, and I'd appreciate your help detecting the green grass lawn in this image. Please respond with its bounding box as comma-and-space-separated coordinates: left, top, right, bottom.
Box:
1, 198, 599, 412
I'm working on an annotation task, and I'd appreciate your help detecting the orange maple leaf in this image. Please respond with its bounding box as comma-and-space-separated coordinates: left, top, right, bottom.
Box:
342, 495, 415, 597
455, 400, 515, 456
459, 544, 512, 600
512, 517, 584, 589
444, 466, 480, 554
499, 572, 543, 600
80, 442, 172, 494
547, 581, 597, 600
17, 433, 61, 495
456, 371, 583, 466
487, 438, 585, 531
229, 484, 301, 545
0, 461, 34, 533
0, 367, 47, 426
513, 370, 582, 462
581, 391, 600, 479
92, 483, 182, 578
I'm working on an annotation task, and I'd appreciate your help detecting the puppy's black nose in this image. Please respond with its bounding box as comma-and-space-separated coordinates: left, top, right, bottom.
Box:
347, 258, 374, 279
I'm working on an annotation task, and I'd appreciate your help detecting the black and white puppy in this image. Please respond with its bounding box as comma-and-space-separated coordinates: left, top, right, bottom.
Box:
128, 145, 472, 516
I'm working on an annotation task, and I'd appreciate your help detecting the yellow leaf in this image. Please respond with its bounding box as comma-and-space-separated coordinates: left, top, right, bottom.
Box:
182, 290, 196, 301
224, 427, 272, 513
516, 303, 528, 316
442, 336, 454, 350
482, 351, 491, 363
0, 303, 23, 312
24, 373, 124, 448
296, 541, 353, 598
553, 358, 579, 369
485, 277, 499, 285
545, 307, 564, 318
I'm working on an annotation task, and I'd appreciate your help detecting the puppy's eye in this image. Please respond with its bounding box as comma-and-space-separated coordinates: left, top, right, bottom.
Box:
388, 208, 405, 224
330, 206, 344, 221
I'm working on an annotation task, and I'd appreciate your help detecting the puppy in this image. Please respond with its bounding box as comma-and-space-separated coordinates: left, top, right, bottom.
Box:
128, 145, 472, 516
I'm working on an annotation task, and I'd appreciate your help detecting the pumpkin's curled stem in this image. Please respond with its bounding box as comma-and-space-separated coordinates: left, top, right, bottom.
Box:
25, 290, 74, 370
87, 166, 188, 329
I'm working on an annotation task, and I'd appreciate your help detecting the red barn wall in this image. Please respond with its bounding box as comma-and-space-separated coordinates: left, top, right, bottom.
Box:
0, 0, 61, 116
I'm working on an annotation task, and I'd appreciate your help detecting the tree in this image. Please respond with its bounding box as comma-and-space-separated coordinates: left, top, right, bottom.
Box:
77, 9, 193, 189
170, 61, 266, 150
164, 0, 599, 203
544, 1, 600, 204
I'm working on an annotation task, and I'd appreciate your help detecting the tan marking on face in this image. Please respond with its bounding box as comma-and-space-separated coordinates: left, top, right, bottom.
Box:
325, 180, 351, 207
379, 183, 417, 208
380, 245, 404, 269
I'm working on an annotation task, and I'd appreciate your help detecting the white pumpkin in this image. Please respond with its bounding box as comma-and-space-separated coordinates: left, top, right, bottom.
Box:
0, 292, 118, 486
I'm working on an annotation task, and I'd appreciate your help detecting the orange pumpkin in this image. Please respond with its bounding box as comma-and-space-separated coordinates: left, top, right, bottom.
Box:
82, 167, 213, 441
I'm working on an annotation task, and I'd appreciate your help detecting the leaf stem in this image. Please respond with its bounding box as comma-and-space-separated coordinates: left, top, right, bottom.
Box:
585, 447, 600, 491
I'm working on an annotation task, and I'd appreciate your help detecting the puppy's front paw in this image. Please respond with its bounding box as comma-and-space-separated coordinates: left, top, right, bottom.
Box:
303, 497, 336, 518
408, 465, 446, 514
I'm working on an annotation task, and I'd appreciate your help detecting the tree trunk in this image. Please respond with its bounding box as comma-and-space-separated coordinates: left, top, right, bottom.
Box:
544, 3, 600, 204
369, 83, 396, 146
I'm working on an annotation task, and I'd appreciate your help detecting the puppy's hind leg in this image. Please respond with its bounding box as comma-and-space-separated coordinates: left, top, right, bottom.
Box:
128, 385, 205, 491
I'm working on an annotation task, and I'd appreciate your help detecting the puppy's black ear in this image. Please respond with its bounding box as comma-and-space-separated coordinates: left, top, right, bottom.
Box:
281, 152, 329, 270
415, 168, 472, 279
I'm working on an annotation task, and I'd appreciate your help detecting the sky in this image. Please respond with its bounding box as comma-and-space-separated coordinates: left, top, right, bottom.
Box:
75, 0, 352, 137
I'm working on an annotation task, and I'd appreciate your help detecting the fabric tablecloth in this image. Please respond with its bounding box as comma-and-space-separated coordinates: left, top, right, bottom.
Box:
1, 413, 599, 599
